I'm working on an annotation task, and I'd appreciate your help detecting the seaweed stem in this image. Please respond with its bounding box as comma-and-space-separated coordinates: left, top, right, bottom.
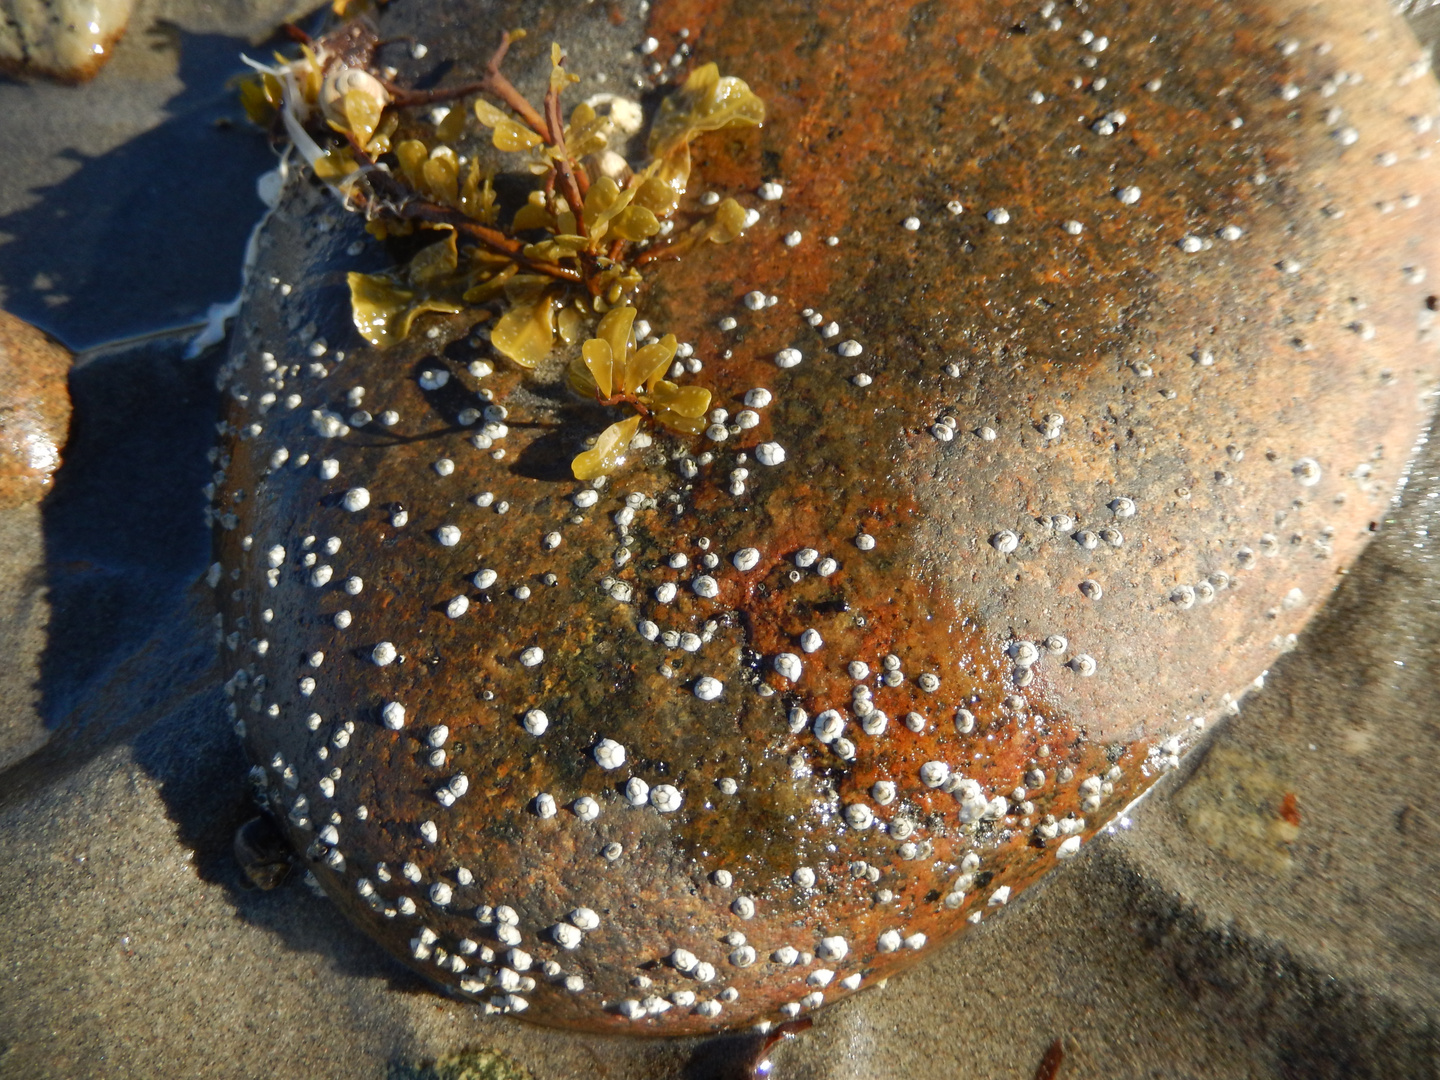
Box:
346, 174, 583, 284
383, 31, 548, 138
544, 77, 590, 213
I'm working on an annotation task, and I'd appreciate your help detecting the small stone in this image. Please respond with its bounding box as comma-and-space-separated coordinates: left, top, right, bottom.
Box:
0, 0, 134, 79
0, 312, 70, 508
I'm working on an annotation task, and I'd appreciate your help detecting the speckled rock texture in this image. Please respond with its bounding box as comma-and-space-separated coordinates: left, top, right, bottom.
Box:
6, 406, 1440, 1076
211, 0, 1440, 1035
0, 309, 68, 770
0, 310, 70, 508
0, 0, 137, 80
0, 0, 327, 81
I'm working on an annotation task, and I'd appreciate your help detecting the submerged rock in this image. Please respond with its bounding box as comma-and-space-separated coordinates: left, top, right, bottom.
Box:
212, 0, 1440, 1034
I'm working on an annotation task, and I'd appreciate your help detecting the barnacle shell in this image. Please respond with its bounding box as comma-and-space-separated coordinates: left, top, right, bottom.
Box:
320, 65, 392, 135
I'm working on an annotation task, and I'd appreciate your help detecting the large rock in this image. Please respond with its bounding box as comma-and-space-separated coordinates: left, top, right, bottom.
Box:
211, 0, 1440, 1034
6, 416, 1440, 1076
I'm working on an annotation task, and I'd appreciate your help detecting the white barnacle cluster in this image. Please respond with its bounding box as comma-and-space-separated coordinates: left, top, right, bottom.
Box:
1168, 570, 1232, 611
209, 9, 1324, 1028
217, 324, 643, 1015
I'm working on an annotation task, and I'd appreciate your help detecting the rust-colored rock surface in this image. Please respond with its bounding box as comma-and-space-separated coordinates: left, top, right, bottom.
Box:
213, 0, 1440, 1035
0, 310, 70, 507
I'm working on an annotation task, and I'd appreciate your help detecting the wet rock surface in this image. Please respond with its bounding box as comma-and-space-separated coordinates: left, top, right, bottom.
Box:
0, 0, 1438, 1075
0, 0, 138, 81
5, 391, 1440, 1076
0, 0, 325, 82
213, 0, 1440, 1035
0, 310, 69, 508
0, 310, 68, 768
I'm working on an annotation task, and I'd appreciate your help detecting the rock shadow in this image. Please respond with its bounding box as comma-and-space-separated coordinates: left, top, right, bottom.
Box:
0, 16, 487, 1000
34, 336, 219, 744
0, 26, 278, 350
